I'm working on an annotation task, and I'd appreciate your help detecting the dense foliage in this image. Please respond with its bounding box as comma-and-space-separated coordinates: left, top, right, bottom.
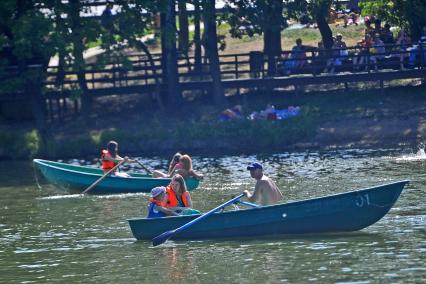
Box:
359, 0, 426, 39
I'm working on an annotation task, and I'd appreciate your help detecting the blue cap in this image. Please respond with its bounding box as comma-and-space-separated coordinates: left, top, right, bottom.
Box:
247, 162, 263, 171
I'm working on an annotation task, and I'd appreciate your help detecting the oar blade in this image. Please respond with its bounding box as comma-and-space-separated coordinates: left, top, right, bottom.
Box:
152, 230, 175, 246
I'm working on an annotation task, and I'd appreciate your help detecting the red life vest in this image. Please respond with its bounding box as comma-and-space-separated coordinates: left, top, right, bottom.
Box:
165, 185, 190, 208
101, 150, 116, 171
149, 199, 165, 207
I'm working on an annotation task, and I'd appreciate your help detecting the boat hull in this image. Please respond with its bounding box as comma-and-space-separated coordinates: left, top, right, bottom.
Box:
33, 159, 199, 194
128, 180, 408, 240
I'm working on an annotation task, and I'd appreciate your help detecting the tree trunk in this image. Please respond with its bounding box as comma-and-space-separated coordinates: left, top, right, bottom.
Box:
160, 12, 168, 83
69, 0, 90, 121
29, 78, 49, 140
203, 0, 226, 106
315, 0, 333, 50
193, 0, 203, 74
178, 1, 192, 72
316, 15, 333, 49
263, 0, 283, 75
165, 0, 182, 108
15, 1, 49, 140
137, 42, 165, 111
178, 1, 190, 53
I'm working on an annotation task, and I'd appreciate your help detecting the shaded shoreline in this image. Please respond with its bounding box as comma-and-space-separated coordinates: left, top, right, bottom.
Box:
1, 85, 425, 160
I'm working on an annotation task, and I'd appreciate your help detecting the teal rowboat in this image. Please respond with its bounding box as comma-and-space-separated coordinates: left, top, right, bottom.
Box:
128, 180, 408, 241
33, 159, 200, 194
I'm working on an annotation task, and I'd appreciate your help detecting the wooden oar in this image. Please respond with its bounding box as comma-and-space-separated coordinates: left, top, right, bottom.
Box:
134, 159, 153, 174
152, 193, 245, 246
82, 159, 126, 194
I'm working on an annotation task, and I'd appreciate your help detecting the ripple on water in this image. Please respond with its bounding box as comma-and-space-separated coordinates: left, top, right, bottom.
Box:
1, 148, 425, 283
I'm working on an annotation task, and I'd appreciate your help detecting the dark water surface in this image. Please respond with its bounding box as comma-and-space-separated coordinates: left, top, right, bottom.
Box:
1, 149, 425, 283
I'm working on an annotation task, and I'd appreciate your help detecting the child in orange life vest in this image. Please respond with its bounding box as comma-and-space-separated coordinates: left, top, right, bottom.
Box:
164, 174, 200, 215
100, 140, 133, 177
147, 186, 180, 218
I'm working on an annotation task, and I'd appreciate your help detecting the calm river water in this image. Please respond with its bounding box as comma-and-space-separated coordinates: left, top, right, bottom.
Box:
0, 148, 425, 283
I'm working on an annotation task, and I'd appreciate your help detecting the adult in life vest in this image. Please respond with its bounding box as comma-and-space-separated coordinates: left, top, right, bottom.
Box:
100, 140, 133, 177
147, 186, 180, 218
164, 174, 200, 215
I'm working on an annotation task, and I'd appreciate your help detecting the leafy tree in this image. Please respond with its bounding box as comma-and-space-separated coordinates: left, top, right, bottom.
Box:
286, 0, 334, 49
359, 0, 426, 40
0, 0, 55, 136
226, 0, 287, 74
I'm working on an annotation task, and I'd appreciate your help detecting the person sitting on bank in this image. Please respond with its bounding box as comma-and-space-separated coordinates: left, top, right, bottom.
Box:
283, 38, 308, 74
152, 152, 183, 178
243, 162, 283, 206
173, 154, 204, 180
147, 186, 180, 218
324, 34, 348, 73
101, 140, 133, 177
164, 174, 200, 215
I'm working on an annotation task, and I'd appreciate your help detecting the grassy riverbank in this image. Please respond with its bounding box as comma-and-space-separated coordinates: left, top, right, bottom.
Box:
2, 83, 425, 160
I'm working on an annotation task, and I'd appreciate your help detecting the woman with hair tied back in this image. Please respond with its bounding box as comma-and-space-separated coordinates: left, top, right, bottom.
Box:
152, 152, 183, 178
152, 153, 203, 180
173, 154, 203, 180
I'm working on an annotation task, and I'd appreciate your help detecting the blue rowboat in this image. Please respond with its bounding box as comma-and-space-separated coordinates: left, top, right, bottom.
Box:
128, 180, 408, 241
33, 159, 200, 194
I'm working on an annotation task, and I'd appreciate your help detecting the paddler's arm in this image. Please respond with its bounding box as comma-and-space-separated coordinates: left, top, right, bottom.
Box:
157, 206, 180, 216
243, 183, 261, 203
189, 169, 204, 180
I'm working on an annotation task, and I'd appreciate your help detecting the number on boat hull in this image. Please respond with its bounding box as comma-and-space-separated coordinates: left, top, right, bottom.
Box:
355, 194, 370, 207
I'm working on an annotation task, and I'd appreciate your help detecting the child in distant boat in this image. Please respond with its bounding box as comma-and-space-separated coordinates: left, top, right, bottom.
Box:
100, 140, 133, 177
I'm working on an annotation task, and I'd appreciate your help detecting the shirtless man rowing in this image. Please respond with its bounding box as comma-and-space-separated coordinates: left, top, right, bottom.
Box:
243, 162, 283, 206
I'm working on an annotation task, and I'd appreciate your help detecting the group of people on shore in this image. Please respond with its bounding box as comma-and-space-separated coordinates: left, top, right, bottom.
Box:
281, 18, 426, 75
100, 140, 284, 219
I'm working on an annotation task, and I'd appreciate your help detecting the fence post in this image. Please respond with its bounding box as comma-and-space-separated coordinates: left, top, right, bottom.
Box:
92, 70, 95, 89
235, 55, 239, 79
48, 98, 53, 121
235, 55, 241, 95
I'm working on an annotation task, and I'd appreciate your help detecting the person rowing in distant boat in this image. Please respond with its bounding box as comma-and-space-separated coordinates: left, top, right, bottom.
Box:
101, 140, 134, 177
243, 162, 283, 206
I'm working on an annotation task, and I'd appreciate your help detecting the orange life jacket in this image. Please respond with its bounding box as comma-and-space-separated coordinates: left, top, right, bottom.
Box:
101, 149, 116, 171
149, 199, 165, 207
165, 185, 190, 208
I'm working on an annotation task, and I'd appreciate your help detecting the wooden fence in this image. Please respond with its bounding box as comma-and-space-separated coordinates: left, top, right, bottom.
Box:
1, 44, 425, 120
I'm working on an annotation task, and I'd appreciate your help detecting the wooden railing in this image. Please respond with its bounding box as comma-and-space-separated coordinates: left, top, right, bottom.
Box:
1, 44, 425, 121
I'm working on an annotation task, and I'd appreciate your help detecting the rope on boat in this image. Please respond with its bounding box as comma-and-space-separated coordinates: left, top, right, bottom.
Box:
33, 164, 43, 190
